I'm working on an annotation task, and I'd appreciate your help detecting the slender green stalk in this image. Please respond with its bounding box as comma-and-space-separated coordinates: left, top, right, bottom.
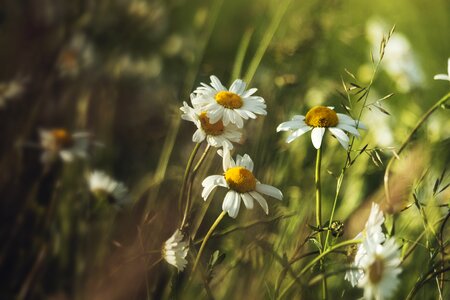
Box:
384, 92, 450, 204
191, 211, 227, 276
178, 143, 201, 217
231, 29, 253, 80
313, 147, 327, 299
180, 145, 211, 229
324, 175, 343, 249
277, 239, 361, 300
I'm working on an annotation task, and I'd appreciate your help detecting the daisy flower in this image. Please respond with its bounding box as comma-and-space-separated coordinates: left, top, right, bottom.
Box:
162, 229, 189, 272
87, 170, 129, 205
358, 237, 402, 300
191, 75, 267, 128
180, 101, 242, 149
39, 128, 90, 164
345, 203, 386, 287
277, 106, 366, 149
201, 149, 283, 218
433, 58, 450, 82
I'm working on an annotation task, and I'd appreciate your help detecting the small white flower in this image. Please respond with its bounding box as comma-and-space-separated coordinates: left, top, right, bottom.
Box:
180, 101, 242, 149
358, 237, 402, 300
201, 149, 283, 218
87, 171, 129, 205
0, 78, 26, 108
277, 106, 366, 149
191, 75, 267, 128
57, 33, 94, 77
345, 203, 386, 287
39, 129, 90, 164
162, 229, 189, 272
433, 58, 450, 82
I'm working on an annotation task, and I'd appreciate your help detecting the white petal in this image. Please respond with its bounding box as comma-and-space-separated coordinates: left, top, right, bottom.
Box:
286, 126, 311, 143
222, 148, 235, 171
433, 74, 450, 81
329, 127, 350, 149
222, 190, 235, 214
249, 191, 269, 214
241, 193, 254, 209
337, 123, 360, 137
276, 119, 305, 132
210, 75, 226, 91
255, 183, 283, 200
192, 129, 205, 143
229, 79, 246, 94
240, 154, 254, 171
311, 127, 326, 149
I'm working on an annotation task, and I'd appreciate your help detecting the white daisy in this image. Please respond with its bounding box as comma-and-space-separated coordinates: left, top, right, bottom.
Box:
87, 170, 129, 205
162, 229, 189, 272
277, 106, 366, 149
358, 237, 402, 300
201, 149, 283, 218
191, 75, 267, 128
39, 128, 90, 164
433, 58, 450, 82
180, 101, 242, 149
345, 203, 386, 287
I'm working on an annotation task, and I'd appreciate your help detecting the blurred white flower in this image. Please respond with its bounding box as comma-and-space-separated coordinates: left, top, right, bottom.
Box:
433, 58, 450, 81
87, 171, 129, 205
39, 129, 90, 164
162, 229, 188, 272
180, 101, 242, 149
277, 106, 366, 149
57, 33, 95, 77
191, 75, 267, 128
366, 18, 423, 93
345, 203, 386, 287
201, 148, 282, 218
0, 78, 26, 108
358, 237, 402, 300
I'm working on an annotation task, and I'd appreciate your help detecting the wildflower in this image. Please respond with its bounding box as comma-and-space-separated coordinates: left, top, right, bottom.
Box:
162, 229, 189, 272
0, 78, 25, 108
345, 203, 386, 287
191, 75, 267, 128
433, 58, 450, 82
277, 106, 365, 149
180, 101, 242, 149
39, 129, 90, 164
87, 171, 129, 205
57, 34, 94, 77
358, 237, 402, 300
201, 149, 283, 218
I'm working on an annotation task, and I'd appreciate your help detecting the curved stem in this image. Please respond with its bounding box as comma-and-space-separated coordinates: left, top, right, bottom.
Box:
180, 145, 211, 229
191, 211, 227, 276
384, 92, 450, 204
324, 175, 344, 249
178, 143, 201, 214
277, 239, 361, 300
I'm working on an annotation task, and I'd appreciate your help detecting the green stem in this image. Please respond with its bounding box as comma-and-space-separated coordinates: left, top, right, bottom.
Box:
191, 211, 227, 276
178, 143, 201, 216
384, 92, 450, 204
314, 147, 327, 299
324, 175, 344, 249
180, 145, 211, 229
277, 239, 361, 300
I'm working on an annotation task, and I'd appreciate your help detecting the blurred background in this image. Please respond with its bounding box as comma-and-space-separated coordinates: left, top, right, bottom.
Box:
0, 0, 449, 299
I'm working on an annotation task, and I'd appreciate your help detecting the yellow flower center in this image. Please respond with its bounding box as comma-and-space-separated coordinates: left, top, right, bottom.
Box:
51, 129, 73, 148
198, 112, 225, 135
368, 256, 385, 284
224, 166, 256, 193
215, 91, 243, 109
305, 106, 338, 127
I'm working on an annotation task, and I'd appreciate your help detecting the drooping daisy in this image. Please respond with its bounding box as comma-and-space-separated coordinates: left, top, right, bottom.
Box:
358, 237, 402, 300
39, 128, 91, 164
345, 203, 386, 287
433, 58, 450, 82
191, 75, 267, 128
201, 149, 283, 218
180, 101, 242, 149
162, 229, 189, 272
87, 170, 129, 205
277, 106, 366, 149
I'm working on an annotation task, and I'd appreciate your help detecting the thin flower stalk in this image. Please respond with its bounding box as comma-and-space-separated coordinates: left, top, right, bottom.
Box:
178, 142, 201, 222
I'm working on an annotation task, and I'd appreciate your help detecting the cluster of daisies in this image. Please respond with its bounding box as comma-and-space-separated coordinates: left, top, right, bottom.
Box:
37, 128, 130, 207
